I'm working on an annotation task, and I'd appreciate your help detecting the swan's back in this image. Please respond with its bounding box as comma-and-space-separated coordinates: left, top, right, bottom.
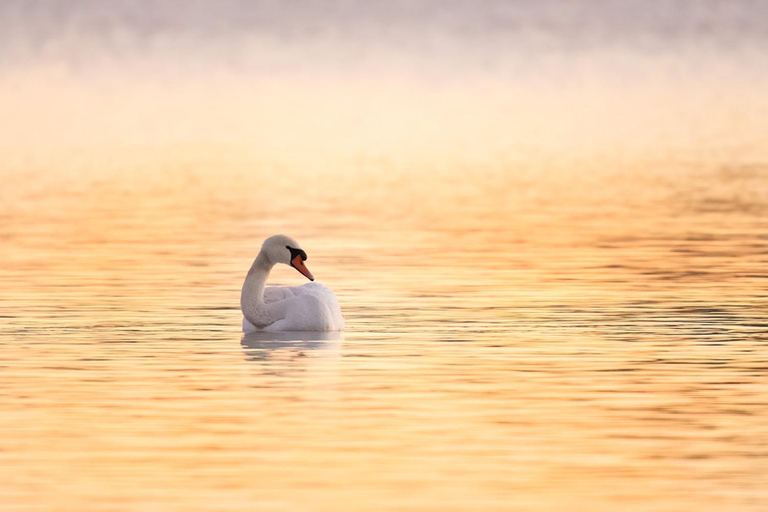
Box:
259, 282, 344, 332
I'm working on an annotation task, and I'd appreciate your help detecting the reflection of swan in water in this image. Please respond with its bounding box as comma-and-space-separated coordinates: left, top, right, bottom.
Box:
241, 234, 344, 332
240, 330, 342, 362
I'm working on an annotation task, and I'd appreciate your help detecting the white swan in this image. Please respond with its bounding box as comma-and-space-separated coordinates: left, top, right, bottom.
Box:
240, 234, 344, 332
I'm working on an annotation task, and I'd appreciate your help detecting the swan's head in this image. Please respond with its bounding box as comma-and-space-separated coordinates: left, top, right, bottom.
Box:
261, 234, 314, 281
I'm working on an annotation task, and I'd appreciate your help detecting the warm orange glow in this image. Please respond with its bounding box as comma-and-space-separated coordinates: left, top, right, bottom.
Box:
2, 3, 768, 511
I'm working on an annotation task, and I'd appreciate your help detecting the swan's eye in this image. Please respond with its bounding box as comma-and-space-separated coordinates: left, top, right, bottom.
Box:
286, 245, 307, 261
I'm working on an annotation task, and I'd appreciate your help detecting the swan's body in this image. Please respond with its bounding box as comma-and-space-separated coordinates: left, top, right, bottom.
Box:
240, 235, 344, 332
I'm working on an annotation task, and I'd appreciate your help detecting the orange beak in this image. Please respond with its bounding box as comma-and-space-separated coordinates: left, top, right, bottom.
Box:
291, 254, 314, 281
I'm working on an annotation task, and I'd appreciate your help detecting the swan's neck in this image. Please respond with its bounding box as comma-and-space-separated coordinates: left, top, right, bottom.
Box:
243, 251, 272, 304
241, 251, 281, 328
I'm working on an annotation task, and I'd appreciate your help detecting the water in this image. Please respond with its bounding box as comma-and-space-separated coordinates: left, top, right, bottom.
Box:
2, 161, 766, 510
2, 2, 768, 510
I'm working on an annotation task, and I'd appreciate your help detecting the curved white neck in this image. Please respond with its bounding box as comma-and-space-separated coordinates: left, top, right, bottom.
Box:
240, 251, 282, 328
243, 252, 272, 303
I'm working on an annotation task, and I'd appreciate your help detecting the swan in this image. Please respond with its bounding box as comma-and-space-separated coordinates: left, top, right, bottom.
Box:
240, 234, 344, 332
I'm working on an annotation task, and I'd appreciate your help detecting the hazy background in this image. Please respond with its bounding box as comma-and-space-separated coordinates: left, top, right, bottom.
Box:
2, 0, 767, 168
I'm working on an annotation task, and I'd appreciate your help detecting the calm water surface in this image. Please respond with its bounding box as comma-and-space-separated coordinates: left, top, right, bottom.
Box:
1, 162, 766, 511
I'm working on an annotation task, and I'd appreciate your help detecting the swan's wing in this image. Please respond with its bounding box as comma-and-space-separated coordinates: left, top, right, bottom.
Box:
263, 286, 297, 303
291, 282, 335, 298
265, 283, 327, 302
264, 283, 344, 332
292, 282, 345, 331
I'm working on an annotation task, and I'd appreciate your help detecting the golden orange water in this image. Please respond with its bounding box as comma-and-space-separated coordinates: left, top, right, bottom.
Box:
2, 3, 768, 510
3, 129, 768, 511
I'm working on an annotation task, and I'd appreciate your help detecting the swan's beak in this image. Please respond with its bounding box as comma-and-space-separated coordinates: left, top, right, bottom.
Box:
290, 255, 314, 281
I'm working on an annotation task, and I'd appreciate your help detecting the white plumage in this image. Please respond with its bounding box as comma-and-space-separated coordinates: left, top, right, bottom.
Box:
240, 235, 344, 332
